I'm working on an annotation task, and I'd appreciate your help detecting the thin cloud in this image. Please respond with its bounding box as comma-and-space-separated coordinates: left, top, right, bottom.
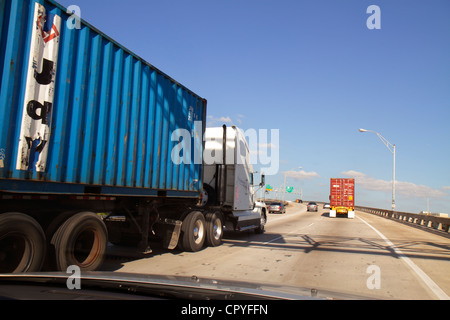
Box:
342, 170, 447, 199
207, 115, 233, 125
249, 142, 278, 156
284, 170, 320, 180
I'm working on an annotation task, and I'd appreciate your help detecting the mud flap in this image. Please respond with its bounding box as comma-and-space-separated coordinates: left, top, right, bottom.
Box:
161, 219, 182, 250
329, 210, 336, 218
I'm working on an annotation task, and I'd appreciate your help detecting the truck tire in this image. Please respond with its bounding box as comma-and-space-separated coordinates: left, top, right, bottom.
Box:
180, 211, 206, 252
205, 212, 223, 247
51, 212, 107, 271
255, 211, 267, 234
0, 212, 46, 273
43, 211, 78, 271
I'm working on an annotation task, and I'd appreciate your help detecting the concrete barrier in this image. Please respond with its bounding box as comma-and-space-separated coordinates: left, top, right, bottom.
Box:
355, 206, 450, 234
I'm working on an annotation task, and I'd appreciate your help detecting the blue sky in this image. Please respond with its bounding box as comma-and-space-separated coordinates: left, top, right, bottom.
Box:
57, 0, 450, 214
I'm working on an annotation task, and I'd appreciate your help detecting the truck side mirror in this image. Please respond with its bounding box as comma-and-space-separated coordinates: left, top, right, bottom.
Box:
260, 174, 265, 187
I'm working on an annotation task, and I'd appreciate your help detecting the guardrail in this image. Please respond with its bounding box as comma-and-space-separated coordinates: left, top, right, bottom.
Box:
356, 206, 450, 234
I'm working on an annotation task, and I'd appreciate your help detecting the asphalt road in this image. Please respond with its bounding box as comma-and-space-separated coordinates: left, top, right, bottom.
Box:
103, 203, 450, 300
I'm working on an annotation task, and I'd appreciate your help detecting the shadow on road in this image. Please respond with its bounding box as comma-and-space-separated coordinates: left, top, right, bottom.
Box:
101, 214, 450, 273
221, 232, 450, 263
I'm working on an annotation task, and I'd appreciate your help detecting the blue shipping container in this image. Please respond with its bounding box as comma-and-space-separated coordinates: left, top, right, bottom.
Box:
0, 0, 207, 197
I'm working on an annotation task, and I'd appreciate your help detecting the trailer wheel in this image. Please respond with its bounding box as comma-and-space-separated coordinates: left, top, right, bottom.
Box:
205, 212, 223, 247
180, 211, 206, 252
0, 212, 46, 273
51, 212, 107, 271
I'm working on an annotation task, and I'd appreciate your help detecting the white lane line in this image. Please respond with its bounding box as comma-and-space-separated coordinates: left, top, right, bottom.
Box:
357, 216, 450, 300
263, 223, 314, 244
263, 236, 284, 245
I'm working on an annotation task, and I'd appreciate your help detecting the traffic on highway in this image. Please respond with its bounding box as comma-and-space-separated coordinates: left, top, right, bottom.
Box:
97, 201, 450, 300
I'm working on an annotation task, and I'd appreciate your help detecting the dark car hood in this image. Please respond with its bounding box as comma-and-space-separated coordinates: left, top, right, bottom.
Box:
0, 271, 378, 300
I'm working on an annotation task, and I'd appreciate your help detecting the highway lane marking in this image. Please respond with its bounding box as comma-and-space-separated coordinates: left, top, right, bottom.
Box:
263, 223, 315, 245
357, 216, 450, 300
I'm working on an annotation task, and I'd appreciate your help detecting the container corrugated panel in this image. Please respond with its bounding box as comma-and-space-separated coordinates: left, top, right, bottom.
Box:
330, 178, 355, 208
0, 0, 206, 197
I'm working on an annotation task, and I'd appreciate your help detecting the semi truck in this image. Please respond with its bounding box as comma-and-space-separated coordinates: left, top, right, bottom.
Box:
0, 0, 267, 273
329, 178, 355, 219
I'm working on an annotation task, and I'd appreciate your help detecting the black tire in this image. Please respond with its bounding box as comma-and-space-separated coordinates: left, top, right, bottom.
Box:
0, 212, 46, 273
255, 210, 267, 234
205, 212, 223, 247
43, 211, 78, 271
180, 211, 206, 252
51, 212, 108, 271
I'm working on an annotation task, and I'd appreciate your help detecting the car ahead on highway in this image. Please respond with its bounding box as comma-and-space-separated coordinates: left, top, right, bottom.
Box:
323, 203, 330, 209
307, 202, 318, 212
268, 202, 286, 214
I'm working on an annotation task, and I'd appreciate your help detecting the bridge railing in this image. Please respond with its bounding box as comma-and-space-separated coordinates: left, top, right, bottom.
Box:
356, 206, 450, 234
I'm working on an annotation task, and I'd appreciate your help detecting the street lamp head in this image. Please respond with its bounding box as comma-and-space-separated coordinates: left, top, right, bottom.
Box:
359, 128, 369, 132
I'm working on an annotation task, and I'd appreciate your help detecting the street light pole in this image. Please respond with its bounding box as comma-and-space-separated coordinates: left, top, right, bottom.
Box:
392, 143, 396, 210
359, 129, 396, 210
282, 167, 302, 203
